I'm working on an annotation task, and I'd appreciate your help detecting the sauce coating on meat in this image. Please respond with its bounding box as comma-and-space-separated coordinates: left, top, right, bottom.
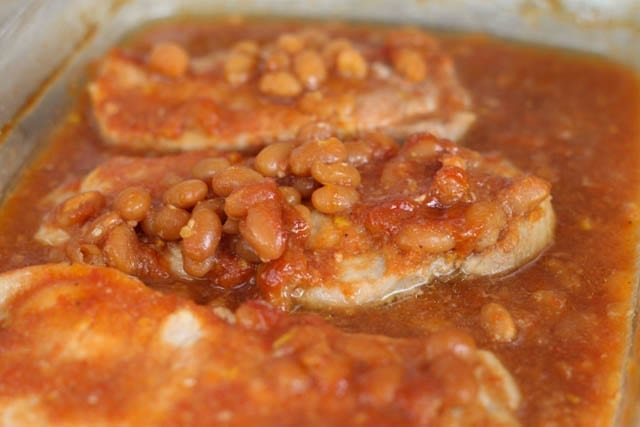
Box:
90, 19, 473, 151
0, 264, 520, 426
0, 19, 639, 426
34, 133, 554, 308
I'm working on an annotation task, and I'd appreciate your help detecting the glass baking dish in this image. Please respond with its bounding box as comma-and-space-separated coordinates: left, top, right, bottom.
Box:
0, 0, 638, 425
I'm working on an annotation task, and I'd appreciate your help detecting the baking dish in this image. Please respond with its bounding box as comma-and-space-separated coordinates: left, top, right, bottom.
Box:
0, 0, 638, 425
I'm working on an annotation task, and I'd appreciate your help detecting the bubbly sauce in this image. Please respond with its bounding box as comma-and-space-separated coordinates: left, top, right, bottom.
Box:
0, 20, 639, 425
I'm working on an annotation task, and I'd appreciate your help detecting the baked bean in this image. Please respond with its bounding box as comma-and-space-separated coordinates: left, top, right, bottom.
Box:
225, 51, 256, 85
465, 201, 507, 251
432, 165, 472, 207
84, 212, 123, 244
225, 181, 280, 219
500, 175, 551, 216
56, 191, 105, 228
293, 203, 312, 225
103, 224, 139, 275
278, 186, 301, 205
289, 137, 348, 176
183, 255, 215, 278
232, 40, 259, 55
296, 121, 334, 142
262, 48, 291, 71
234, 237, 262, 263
191, 157, 231, 181
311, 162, 361, 187
254, 142, 294, 177
259, 71, 302, 98
240, 200, 286, 261
290, 176, 317, 199
194, 197, 226, 221
211, 166, 263, 197
149, 204, 191, 241
424, 328, 477, 361
311, 184, 359, 214
113, 187, 151, 222
322, 38, 353, 65
222, 218, 240, 234
395, 222, 456, 253
344, 140, 374, 166
181, 208, 222, 261
163, 179, 208, 209
404, 135, 441, 161
391, 47, 427, 82
148, 42, 189, 78
277, 33, 305, 54
336, 48, 368, 79
294, 49, 327, 90
480, 302, 517, 343
441, 154, 467, 170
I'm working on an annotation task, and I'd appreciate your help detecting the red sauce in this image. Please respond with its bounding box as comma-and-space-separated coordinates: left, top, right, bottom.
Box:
0, 21, 639, 425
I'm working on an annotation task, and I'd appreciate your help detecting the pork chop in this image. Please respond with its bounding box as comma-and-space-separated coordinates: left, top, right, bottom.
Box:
0, 263, 520, 426
35, 133, 555, 307
89, 21, 474, 152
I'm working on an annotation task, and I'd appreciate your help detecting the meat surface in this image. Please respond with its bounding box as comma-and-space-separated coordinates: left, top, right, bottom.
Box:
35, 133, 555, 307
89, 20, 474, 152
0, 263, 520, 426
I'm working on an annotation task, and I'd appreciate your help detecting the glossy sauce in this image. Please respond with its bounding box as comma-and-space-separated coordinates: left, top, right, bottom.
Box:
0, 23, 639, 425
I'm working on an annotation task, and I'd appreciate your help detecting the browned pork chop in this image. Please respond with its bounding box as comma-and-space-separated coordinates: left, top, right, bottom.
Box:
0, 263, 520, 426
89, 21, 474, 152
35, 133, 554, 307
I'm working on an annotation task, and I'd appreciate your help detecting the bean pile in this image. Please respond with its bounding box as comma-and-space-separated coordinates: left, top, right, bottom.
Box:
146, 28, 436, 99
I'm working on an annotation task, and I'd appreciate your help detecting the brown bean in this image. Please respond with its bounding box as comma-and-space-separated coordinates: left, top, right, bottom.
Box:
113, 187, 151, 222
194, 198, 226, 221
148, 42, 189, 78
344, 140, 374, 167
259, 71, 302, 98
240, 200, 286, 261
211, 166, 263, 197
295, 121, 334, 142
180, 208, 222, 261
500, 175, 551, 216
224, 51, 256, 85
480, 302, 517, 343
294, 49, 327, 90
290, 176, 317, 199
262, 48, 291, 71
289, 137, 348, 176
84, 212, 123, 244
465, 201, 507, 251
234, 237, 262, 263
403, 134, 441, 161
432, 165, 472, 207
311, 184, 359, 214
311, 162, 361, 187
56, 191, 105, 227
278, 186, 301, 205
277, 33, 304, 54
391, 47, 427, 82
191, 157, 231, 181
225, 181, 280, 219
163, 179, 208, 209
149, 204, 191, 241
103, 224, 139, 275
254, 142, 294, 177
222, 218, 240, 235
395, 222, 455, 253
232, 40, 259, 55
183, 255, 215, 278
336, 48, 368, 79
